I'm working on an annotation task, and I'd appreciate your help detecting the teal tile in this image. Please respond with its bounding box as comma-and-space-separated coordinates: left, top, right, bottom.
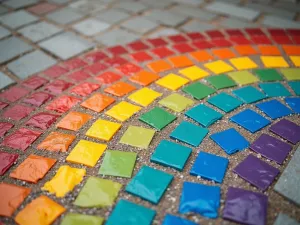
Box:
208, 92, 242, 112
233, 86, 266, 103
288, 81, 300, 95
126, 166, 173, 204
106, 199, 156, 225
170, 121, 208, 147
182, 82, 215, 100
150, 140, 192, 171
259, 82, 291, 97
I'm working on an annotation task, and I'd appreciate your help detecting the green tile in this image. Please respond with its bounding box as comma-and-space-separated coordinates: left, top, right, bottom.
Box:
140, 107, 176, 130
280, 68, 300, 81
206, 74, 236, 89
159, 93, 194, 112
60, 213, 104, 225
259, 82, 291, 97
254, 69, 283, 81
232, 86, 266, 103
289, 81, 300, 95
208, 92, 243, 113
99, 150, 137, 178
182, 82, 215, 100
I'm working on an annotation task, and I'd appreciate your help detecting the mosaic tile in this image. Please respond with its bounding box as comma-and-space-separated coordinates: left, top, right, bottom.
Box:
190, 151, 229, 183
37, 131, 75, 152
15, 196, 65, 225
210, 128, 249, 155
46, 96, 80, 113
57, 111, 91, 131
74, 177, 121, 208
61, 213, 104, 225
280, 68, 300, 81
162, 214, 197, 225
289, 81, 300, 95
234, 45, 257, 55
106, 101, 141, 122
23, 92, 53, 107
0, 122, 13, 137
140, 107, 176, 130
223, 187, 268, 225
22, 76, 48, 90
73, 18, 110, 36
0, 183, 31, 217
208, 92, 243, 113
106, 199, 155, 225
68, 71, 91, 82
147, 60, 172, 73
43, 65, 68, 78
151, 140, 192, 171
117, 63, 142, 76
256, 99, 293, 119
229, 57, 258, 70
254, 69, 283, 81
129, 88, 162, 107
189, 50, 213, 62
44, 80, 72, 95
259, 82, 291, 97
96, 71, 122, 84
104, 82, 136, 97
120, 126, 155, 149
81, 93, 115, 113
258, 45, 281, 55
261, 56, 289, 68
179, 65, 209, 81
233, 86, 266, 103
206, 74, 236, 89
0, 102, 8, 110
0, 86, 29, 102
67, 140, 107, 167
71, 82, 100, 97
227, 71, 259, 85
212, 48, 235, 59
86, 119, 121, 141
131, 51, 153, 62
62, 58, 86, 70
129, 70, 160, 86
46, 7, 83, 25
126, 166, 173, 204
290, 56, 300, 67
270, 119, 300, 144
285, 97, 300, 113
2, 104, 33, 121
10, 154, 56, 183
0, 151, 18, 176
204, 60, 234, 74
159, 93, 194, 112
168, 55, 194, 68
0, 10, 38, 29
179, 182, 220, 218
274, 213, 300, 225
183, 82, 215, 100
25, 112, 58, 130
156, 73, 189, 90
99, 150, 137, 178
152, 46, 175, 58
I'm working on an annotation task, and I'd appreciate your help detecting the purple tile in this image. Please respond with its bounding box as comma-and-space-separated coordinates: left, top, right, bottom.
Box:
233, 154, 279, 191
250, 134, 292, 164
223, 187, 268, 225
269, 119, 300, 144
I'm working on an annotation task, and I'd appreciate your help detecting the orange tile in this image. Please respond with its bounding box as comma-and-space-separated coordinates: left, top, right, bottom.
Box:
0, 183, 31, 217
10, 155, 56, 183
258, 45, 281, 55
129, 70, 160, 86
56, 111, 92, 131
37, 132, 75, 152
283, 45, 300, 55
147, 60, 172, 73
212, 48, 236, 59
81, 93, 115, 112
189, 50, 214, 62
104, 81, 136, 97
168, 55, 194, 68
234, 45, 258, 56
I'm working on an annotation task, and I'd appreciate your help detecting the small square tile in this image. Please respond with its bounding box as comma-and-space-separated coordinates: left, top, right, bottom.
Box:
105, 82, 136, 97
147, 60, 172, 73
0, 26, 11, 39
233, 86, 265, 103
81, 93, 115, 113
96, 28, 139, 46
120, 125, 155, 149
210, 128, 249, 155
37, 131, 75, 152
3, 0, 37, 9
230, 109, 271, 133
281, 68, 300, 81
206, 74, 236, 90
126, 166, 173, 204
159, 93, 194, 112
290, 56, 300, 67
151, 140, 192, 171
57, 111, 91, 131
74, 177, 121, 207
179, 182, 220, 218
73, 19, 110, 36
0, 72, 13, 89
261, 56, 289, 68
168, 55, 194, 68
46, 7, 84, 24
0, 10, 38, 29
152, 46, 175, 58
27, 2, 58, 15
254, 69, 283, 81
285, 97, 300, 113
156, 73, 189, 90
114, 1, 148, 13
86, 119, 121, 141
273, 213, 299, 225
170, 121, 208, 147
99, 150, 137, 178
71, 82, 100, 97
270, 119, 300, 144
0, 86, 29, 102
190, 50, 213, 62
129, 70, 159, 86
183, 82, 215, 100
229, 57, 258, 70
0, 122, 13, 137
2, 104, 33, 121
208, 93, 243, 113
44, 80, 73, 95
43, 65, 68, 78
25, 112, 58, 130
22, 76, 48, 90
234, 45, 257, 55
185, 104, 223, 127
146, 9, 187, 27
179, 66, 209, 81
128, 88, 162, 107
227, 71, 259, 85
162, 214, 197, 225
46, 95, 80, 113
97, 9, 130, 24
212, 48, 236, 59
106, 101, 141, 122
69, 0, 105, 14
259, 82, 291, 97
289, 81, 300, 95
61, 213, 104, 225
122, 16, 158, 34
258, 45, 281, 55
140, 107, 176, 130
256, 99, 293, 119
204, 60, 234, 74
0, 151, 18, 176
130, 51, 153, 62
116, 63, 141, 76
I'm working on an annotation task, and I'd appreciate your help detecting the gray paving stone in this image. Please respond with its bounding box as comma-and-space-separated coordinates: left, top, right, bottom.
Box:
246, 3, 296, 19
274, 213, 300, 225
140, 0, 174, 9
274, 146, 300, 206
3, 0, 38, 9
173, 0, 204, 6
0, 26, 11, 39
263, 15, 300, 28
39, 32, 94, 60
96, 9, 130, 24
273, 2, 300, 12
220, 18, 258, 28
46, 7, 84, 25
0, 5, 9, 15
180, 20, 216, 32
114, 1, 148, 13
95, 28, 139, 46
0, 72, 15, 89
7, 50, 57, 79
69, 0, 106, 14
146, 9, 188, 26
171, 5, 217, 21
205, 1, 260, 21
121, 16, 158, 34
0, 10, 38, 29
73, 18, 110, 36
148, 28, 180, 38
48, 0, 69, 4
0, 37, 32, 64
18, 21, 62, 43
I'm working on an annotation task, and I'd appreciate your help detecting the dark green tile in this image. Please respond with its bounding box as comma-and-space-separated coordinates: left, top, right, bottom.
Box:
254, 69, 283, 82
182, 82, 215, 100
206, 74, 236, 89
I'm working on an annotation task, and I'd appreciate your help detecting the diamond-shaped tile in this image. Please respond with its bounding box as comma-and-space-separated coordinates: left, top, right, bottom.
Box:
259, 82, 291, 97
140, 107, 176, 130
37, 131, 75, 152
256, 99, 293, 119
56, 111, 91, 131
73, 19, 110, 36
106, 101, 141, 122
183, 82, 215, 100
121, 16, 158, 34
0, 10, 38, 29
233, 86, 266, 103
120, 126, 155, 149
81, 93, 115, 113
208, 92, 243, 113
159, 93, 194, 112
128, 88, 162, 107
86, 119, 121, 141
46, 7, 84, 24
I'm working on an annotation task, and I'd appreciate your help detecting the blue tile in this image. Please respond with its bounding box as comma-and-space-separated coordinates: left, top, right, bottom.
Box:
256, 99, 293, 119
162, 214, 198, 225
190, 151, 229, 183
170, 121, 208, 147
151, 140, 192, 171
185, 104, 223, 127
289, 81, 300, 95
179, 182, 220, 218
232, 86, 265, 103
259, 82, 291, 97
230, 109, 271, 133
210, 128, 249, 155
207, 92, 243, 113
285, 97, 300, 113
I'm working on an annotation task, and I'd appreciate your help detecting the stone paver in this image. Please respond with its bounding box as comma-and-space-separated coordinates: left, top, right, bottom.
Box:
0, 72, 15, 89
69, 0, 106, 14
245, 3, 295, 19
0, 5, 8, 15
48, 0, 69, 4
97, 9, 130, 24
95, 28, 139, 46
146, 9, 188, 27
148, 28, 179, 38
121, 16, 158, 34
73, 19, 110, 36
0, 26, 10, 39
3, 0, 38, 9
220, 18, 257, 28
46, 7, 84, 25
114, 1, 148, 13
274, 213, 300, 225
171, 5, 217, 21
180, 20, 216, 32
140, 0, 173, 8
0, 10, 38, 29
263, 15, 300, 28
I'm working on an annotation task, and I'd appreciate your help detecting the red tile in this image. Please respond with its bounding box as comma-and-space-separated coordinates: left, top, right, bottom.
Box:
186, 32, 206, 40
26, 112, 59, 130
0, 102, 8, 110
43, 65, 68, 78
46, 96, 80, 113
147, 37, 168, 47
173, 43, 195, 53
44, 80, 73, 95
272, 35, 293, 44
287, 29, 300, 36
22, 76, 48, 90
0, 151, 18, 176
95, 71, 122, 84
116, 62, 141, 76
226, 29, 244, 37
292, 36, 300, 44
2, 105, 33, 121
84, 51, 108, 63
192, 40, 213, 49
168, 34, 188, 43
107, 45, 128, 55
71, 82, 100, 96
245, 28, 265, 36
206, 30, 224, 39
105, 56, 128, 67
62, 58, 87, 71
268, 28, 286, 36
2, 128, 41, 151
128, 41, 149, 51
23, 92, 53, 107
0, 122, 13, 137
251, 36, 272, 45
230, 36, 252, 45
68, 70, 91, 82
130, 51, 153, 62
0, 87, 29, 102
152, 47, 175, 58
27, 2, 57, 15
84, 62, 108, 75
211, 39, 232, 47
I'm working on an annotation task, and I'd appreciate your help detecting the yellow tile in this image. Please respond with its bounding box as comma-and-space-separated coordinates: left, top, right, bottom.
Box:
227, 71, 259, 85
179, 65, 209, 81
261, 56, 289, 68
204, 60, 234, 74
66, 140, 107, 167
42, 165, 85, 197
128, 87, 162, 107
86, 119, 121, 141
105, 101, 141, 122
229, 57, 258, 70
155, 73, 189, 90
290, 56, 300, 67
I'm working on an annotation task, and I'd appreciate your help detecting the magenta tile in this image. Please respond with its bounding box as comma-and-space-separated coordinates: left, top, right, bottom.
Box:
0, 102, 8, 110
272, 36, 293, 44
245, 28, 265, 36
27, 2, 58, 15
2, 105, 33, 120
62, 58, 87, 71
147, 38, 168, 47
2, 128, 41, 151
152, 47, 175, 58
0, 87, 29, 103
26, 112, 59, 130
226, 29, 244, 37
95, 71, 122, 84
173, 43, 195, 53
0, 122, 13, 137
43, 65, 68, 78
0, 151, 18, 176
71, 82, 100, 96
107, 45, 128, 55
22, 76, 48, 90
251, 36, 272, 45
23, 92, 53, 107
211, 39, 232, 47
116, 62, 141, 76
44, 80, 73, 95
84, 51, 108, 63
192, 40, 213, 49
186, 32, 206, 40
206, 30, 224, 39
168, 34, 188, 43
84, 63, 108, 75
128, 41, 149, 51
68, 70, 91, 82
46, 95, 80, 113
230, 36, 252, 45
105, 56, 128, 67
269, 119, 300, 144
130, 51, 153, 62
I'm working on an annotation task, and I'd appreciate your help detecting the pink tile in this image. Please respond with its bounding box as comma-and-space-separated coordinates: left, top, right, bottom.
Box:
23, 92, 53, 106
44, 80, 73, 95
2, 105, 33, 121
43, 65, 68, 78
26, 112, 59, 130
22, 76, 48, 90
71, 82, 100, 96
0, 87, 29, 102
27, 2, 58, 15
84, 51, 108, 63
0, 122, 13, 137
